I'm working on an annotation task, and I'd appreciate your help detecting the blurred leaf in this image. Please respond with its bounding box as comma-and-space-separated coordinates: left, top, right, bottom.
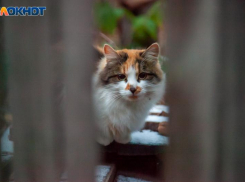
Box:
146, 1, 164, 26
114, 8, 124, 19
94, 1, 166, 48
132, 16, 157, 40
145, 18, 157, 39
123, 9, 135, 21
94, 2, 124, 34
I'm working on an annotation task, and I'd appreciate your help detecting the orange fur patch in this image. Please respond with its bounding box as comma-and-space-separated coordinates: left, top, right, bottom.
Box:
125, 83, 130, 90
135, 86, 142, 94
117, 49, 143, 75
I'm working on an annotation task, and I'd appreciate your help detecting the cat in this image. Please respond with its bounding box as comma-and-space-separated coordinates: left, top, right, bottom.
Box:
93, 43, 165, 146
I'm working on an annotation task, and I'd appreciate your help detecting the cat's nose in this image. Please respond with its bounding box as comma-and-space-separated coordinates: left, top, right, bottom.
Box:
130, 86, 136, 94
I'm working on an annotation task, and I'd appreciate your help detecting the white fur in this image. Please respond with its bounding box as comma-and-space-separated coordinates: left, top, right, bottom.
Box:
93, 64, 165, 146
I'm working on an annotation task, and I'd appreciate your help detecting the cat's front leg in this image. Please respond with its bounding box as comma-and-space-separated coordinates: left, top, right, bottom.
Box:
113, 129, 131, 144
114, 133, 131, 144
97, 135, 113, 146
109, 124, 131, 144
96, 126, 114, 146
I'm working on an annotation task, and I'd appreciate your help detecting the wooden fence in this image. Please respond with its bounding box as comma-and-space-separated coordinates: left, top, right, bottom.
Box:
165, 0, 245, 181
4, 0, 96, 181
1, 0, 245, 181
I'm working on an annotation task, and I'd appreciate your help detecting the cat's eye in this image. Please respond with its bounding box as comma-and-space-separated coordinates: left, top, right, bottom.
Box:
139, 72, 147, 79
117, 74, 126, 80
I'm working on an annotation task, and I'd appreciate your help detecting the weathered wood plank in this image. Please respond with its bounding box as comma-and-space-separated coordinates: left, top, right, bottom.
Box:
5, 0, 58, 181
165, 0, 245, 181
62, 0, 97, 181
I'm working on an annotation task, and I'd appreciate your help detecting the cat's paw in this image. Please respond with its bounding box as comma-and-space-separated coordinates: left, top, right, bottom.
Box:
97, 136, 113, 146
114, 134, 131, 144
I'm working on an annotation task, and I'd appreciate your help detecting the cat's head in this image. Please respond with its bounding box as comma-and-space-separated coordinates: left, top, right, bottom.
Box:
98, 43, 164, 101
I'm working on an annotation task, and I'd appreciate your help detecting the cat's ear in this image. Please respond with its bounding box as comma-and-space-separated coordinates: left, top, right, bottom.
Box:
142, 43, 160, 61
104, 44, 120, 61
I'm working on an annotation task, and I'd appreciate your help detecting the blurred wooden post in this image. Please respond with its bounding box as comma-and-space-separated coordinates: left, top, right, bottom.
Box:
165, 0, 245, 181
5, 0, 65, 181
0, 0, 8, 137
5, 4, 57, 182
216, 1, 245, 181
5, 0, 97, 181
0, 1, 4, 179
0, 11, 12, 180
62, 0, 97, 181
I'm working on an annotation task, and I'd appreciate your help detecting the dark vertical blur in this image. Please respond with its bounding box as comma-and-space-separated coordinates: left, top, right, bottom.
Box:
4, 0, 96, 181
217, 1, 245, 181
0, 0, 4, 179
165, 0, 245, 181
0, 0, 8, 136
62, 0, 97, 181
0, 1, 12, 179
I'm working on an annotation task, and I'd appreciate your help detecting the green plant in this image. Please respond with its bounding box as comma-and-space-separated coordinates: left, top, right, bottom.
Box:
94, 2, 124, 34
130, 1, 164, 47
94, 1, 165, 48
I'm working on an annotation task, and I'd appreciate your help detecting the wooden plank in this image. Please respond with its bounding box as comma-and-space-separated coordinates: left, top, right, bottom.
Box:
165, 0, 218, 181
105, 165, 116, 182
113, 155, 162, 182
62, 0, 97, 181
215, 1, 245, 181
165, 0, 245, 181
96, 164, 116, 182
5, 1, 64, 181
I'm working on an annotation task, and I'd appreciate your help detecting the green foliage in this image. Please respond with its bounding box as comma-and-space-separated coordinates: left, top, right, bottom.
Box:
131, 1, 164, 47
146, 1, 164, 27
131, 15, 157, 46
94, 1, 165, 47
94, 2, 124, 34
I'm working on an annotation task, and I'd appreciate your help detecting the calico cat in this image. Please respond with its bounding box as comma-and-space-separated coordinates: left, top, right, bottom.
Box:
93, 43, 165, 146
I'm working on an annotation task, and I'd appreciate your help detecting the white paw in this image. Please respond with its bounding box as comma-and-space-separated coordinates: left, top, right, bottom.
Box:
97, 136, 113, 146
114, 134, 131, 144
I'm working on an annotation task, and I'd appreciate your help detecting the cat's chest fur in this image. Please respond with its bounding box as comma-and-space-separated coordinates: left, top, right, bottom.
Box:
101, 93, 154, 130
93, 73, 164, 130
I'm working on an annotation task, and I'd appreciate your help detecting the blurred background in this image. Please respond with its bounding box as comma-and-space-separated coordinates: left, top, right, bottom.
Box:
93, 0, 166, 49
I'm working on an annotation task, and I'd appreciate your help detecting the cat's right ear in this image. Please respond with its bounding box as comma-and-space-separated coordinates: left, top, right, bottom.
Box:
104, 44, 120, 61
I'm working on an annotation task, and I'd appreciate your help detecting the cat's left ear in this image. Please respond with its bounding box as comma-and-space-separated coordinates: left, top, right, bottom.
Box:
142, 43, 160, 61
103, 44, 120, 61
